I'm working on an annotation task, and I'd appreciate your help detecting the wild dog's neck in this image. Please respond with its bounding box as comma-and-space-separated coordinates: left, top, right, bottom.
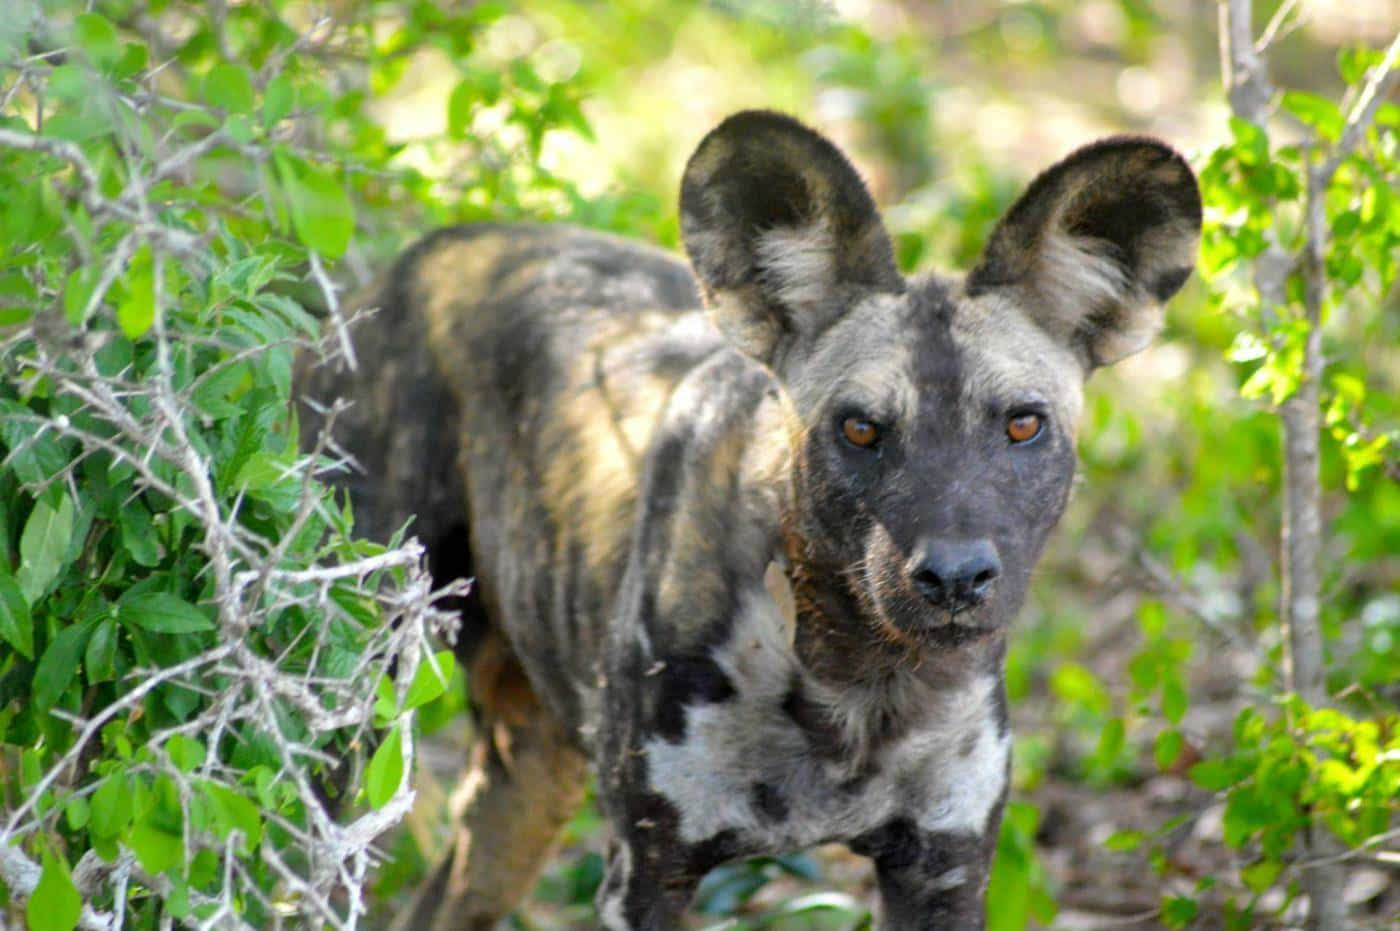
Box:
778, 537, 1006, 774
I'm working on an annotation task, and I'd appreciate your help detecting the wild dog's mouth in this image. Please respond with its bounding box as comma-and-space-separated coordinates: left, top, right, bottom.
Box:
854, 557, 1010, 652
873, 588, 1006, 648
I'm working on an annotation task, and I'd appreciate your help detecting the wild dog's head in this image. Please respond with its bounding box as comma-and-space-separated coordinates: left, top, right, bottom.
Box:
680, 111, 1200, 647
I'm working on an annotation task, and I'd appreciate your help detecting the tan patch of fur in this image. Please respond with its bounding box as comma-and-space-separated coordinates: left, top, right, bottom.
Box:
396, 644, 588, 931
741, 393, 798, 516
415, 233, 512, 345
763, 559, 797, 645
542, 345, 679, 573
710, 286, 783, 361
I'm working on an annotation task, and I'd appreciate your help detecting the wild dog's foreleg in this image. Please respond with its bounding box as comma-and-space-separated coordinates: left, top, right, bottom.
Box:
396, 641, 588, 931
855, 816, 1002, 931
596, 835, 706, 931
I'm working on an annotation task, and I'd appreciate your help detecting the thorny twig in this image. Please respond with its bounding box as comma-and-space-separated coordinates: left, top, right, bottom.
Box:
0, 8, 459, 928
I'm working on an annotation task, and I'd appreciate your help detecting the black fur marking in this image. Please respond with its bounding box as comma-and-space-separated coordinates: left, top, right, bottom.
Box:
610, 786, 749, 928
781, 678, 846, 762
750, 782, 789, 823
651, 654, 737, 743
1149, 265, 1193, 302
853, 819, 997, 930
427, 523, 490, 665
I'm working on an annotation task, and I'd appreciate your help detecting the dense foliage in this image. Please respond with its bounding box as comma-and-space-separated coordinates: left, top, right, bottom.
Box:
0, 1, 604, 927
1, 1, 1395, 929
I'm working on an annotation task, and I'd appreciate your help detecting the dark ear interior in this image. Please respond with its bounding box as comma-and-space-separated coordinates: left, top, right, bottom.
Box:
968, 136, 1201, 367
680, 110, 902, 365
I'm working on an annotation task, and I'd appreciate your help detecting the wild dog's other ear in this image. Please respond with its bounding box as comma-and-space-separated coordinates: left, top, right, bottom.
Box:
968, 136, 1201, 368
680, 110, 902, 366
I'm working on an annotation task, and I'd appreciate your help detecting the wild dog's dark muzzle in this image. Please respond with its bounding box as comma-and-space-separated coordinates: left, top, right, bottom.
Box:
909, 538, 1001, 615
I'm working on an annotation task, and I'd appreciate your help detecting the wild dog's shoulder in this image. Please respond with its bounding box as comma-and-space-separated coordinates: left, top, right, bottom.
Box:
630, 348, 792, 584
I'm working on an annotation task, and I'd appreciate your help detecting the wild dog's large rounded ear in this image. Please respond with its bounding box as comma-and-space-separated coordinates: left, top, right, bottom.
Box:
680, 110, 903, 367
968, 136, 1201, 368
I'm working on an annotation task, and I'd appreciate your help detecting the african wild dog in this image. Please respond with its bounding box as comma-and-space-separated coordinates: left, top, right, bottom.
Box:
298, 110, 1200, 929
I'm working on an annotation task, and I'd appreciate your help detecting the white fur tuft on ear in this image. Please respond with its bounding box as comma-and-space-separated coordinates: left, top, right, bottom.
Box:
754, 221, 836, 309
1035, 233, 1131, 312
1033, 232, 1165, 365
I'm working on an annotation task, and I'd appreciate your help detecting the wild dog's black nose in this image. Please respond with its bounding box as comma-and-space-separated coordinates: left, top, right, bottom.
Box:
910, 539, 1001, 612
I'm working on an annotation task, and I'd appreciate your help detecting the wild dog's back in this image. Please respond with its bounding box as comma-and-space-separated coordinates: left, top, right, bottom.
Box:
298, 223, 718, 730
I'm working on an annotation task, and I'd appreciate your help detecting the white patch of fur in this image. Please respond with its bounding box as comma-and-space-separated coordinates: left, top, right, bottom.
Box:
1092, 299, 1163, 364
710, 289, 782, 361
643, 581, 1010, 849
1035, 233, 1131, 316
886, 674, 1010, 837
598, 842, 632, 931
642, 587, 809, 844
754, 221, 836, 309
930, 866, 970, 892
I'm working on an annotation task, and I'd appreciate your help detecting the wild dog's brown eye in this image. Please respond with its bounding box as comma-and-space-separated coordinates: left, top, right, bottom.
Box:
1006, 413, 1043, 444
841, 417, 880, 449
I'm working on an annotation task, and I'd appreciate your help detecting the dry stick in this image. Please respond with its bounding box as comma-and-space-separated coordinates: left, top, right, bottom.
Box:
1220, 3, 1400, 929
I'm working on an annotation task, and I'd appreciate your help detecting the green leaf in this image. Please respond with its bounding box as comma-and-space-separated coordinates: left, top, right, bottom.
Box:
204, 783, 263, 850
89, 774, 133, 840
204, 63, 256, 115
119, 504, 161, 567
1161, 895, 1198, 928
166, 734, 206, 772
1155, 728, 1184, 770
447, 78, 476, 137
84, 617, 118, 683
34, 619, 95, 708
374, 672, 397, 724
128, 818, 183, 875
26, 851, 80, 931
62, 266, 98, 325
1097, 716, 1126, 763
403, 650, 456, 711
64, 795, 90, 831
0, 404, 69, 488
0, 565, 33, 658
1104, 829, 1145, 851
1228, 116, 1267, 166
1162, 675, 1188, 725
116, 244, 155, 339
18, 490, 75, 603
1337, 46, 1383, 85
73, 12, 121, 69
1241, 858, 1282, 894
274, 153, 354, 259
1190, 758, 1237, 791
366, 725, 404, 809
263, 74, 294, 126
117, 591, 214, 634
1281, 91, 1344, 143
